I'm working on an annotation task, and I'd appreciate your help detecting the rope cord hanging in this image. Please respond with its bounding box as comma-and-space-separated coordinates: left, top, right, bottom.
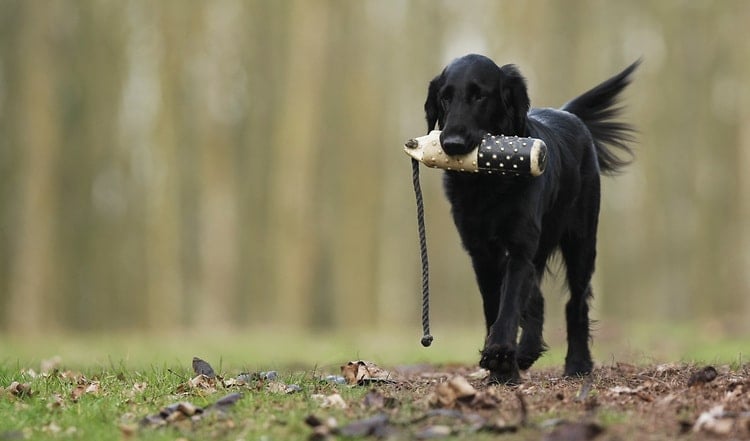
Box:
410, 158, 433, 347
404, 130, 547, 348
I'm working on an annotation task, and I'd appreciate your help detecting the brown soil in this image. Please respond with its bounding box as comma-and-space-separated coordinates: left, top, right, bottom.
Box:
323, 362, 750, 440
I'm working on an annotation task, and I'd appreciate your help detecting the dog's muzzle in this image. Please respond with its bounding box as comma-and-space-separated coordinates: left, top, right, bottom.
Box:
404, 130, 547, 177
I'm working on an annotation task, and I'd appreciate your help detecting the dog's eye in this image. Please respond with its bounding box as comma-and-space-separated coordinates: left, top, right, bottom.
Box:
466, 84, 488, 103
439, 88, 453, 111
471, 90, 488, 102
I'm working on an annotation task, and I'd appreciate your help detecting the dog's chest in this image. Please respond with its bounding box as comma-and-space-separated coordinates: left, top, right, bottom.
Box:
443, 172, 529, 240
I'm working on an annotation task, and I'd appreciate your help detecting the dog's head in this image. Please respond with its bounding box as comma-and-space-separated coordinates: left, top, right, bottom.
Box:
425, 54, 530, 156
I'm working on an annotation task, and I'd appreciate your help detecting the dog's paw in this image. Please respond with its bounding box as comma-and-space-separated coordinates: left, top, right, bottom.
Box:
516, 343, 547, 371
563, 358, 593, 378
516, 354, 538, 371
486, 370, 522, 385
480, 344, 521, 384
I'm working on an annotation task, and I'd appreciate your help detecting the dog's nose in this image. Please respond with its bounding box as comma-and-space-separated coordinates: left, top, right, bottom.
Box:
442, 134, 468, 155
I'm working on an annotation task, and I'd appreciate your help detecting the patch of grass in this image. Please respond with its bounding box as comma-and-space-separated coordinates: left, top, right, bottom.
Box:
0, 326, 489, 371
3, 358, 750, 440
0, 362, 356, 440
1, 323, 748, 440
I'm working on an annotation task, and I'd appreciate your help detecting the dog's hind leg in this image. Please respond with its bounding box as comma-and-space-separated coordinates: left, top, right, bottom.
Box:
560, 213, 598, 377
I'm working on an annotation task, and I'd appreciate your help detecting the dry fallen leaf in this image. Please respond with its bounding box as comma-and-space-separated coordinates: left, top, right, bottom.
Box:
266, 381, 301, 394
70, 385, 85, 402
467, 368, 489, 380
190, 374, 216, 389
222, 377, 243, 388
693, 405, 734, 435
21, 368, 38, 378
70, 381, 100, 402
312, 393, 348, 409
6, 381, 32, 397
139, 393, 242, 429
46, 393, 65, 410
175, 374, 217, 394
131, 382, 147, 394
430, 376, 477, 408
58, 370, 84, 383
86, 381, 100, 393
341, 361, 395, 385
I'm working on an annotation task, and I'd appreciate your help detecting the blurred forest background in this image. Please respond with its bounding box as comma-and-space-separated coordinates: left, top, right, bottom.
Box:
1, 1, 749, 344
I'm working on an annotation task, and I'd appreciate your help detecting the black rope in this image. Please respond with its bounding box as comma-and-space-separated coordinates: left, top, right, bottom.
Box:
411, 158, 433, 347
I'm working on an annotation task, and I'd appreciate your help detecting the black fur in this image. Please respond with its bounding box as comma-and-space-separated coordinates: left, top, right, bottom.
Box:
424, 54, 638, 383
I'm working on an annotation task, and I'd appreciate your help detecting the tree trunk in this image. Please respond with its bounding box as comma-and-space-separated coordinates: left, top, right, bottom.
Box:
7, 3, 60, 333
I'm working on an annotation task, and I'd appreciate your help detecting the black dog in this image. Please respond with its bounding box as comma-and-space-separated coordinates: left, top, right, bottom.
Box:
424, 54, 638, 383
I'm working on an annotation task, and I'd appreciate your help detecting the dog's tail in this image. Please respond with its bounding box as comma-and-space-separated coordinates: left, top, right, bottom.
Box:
562, 60, 640, 175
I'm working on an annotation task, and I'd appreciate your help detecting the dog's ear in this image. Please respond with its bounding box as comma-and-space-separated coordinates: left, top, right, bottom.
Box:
424, 74, 443, 133
499, 64, 530, 135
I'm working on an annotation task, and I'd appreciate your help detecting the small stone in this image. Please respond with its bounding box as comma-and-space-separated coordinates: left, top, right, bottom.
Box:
285, 384, 302, 394
260, 371, 278, 381
324, 375, 346, 384
191, 357, 216, 379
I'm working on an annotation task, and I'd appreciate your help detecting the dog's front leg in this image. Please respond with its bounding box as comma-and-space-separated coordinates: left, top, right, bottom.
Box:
480, 254, 535, 384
